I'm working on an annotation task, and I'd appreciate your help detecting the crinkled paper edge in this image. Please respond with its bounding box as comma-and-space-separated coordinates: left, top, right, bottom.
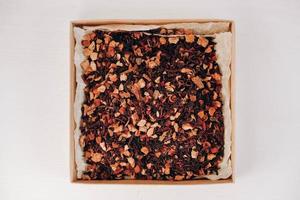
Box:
203, 32, 232, 180
74, 27, 86, 178
73, 23, 232, 180
83, 22, 230, 35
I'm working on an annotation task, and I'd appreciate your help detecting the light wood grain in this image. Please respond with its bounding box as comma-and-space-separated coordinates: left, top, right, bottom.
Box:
70, 22, 77, 182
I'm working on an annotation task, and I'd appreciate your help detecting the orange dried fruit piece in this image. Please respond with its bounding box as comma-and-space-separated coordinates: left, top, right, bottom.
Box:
191, 76, 204, 89
197, 37, 208, 47
91, 153, 102, 163
168, 37, 179, 44
159, 37, 167, 45
141, 147, 149, 155
197, 111, 205, 119
208, 107, 216, 116
185, 34, 195, 43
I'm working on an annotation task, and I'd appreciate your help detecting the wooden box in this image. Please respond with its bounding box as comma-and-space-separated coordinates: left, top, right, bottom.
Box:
70, 19, 235, 184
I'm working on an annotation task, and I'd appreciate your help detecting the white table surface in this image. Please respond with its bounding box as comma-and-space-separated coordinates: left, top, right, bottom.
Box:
0, 0, 300, 199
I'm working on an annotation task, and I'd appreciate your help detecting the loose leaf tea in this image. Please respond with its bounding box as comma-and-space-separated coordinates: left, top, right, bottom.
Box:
78, 28, 225, 180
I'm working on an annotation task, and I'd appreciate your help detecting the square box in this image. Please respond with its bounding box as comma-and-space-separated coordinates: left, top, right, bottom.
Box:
70, 19, 235, 184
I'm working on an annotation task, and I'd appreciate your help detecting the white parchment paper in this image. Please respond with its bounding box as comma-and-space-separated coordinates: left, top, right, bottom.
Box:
73, 22, 232, 180
73, 27, 87, 178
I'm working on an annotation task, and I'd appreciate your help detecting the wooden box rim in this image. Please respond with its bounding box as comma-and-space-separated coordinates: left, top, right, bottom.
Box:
70, 19, 236, 184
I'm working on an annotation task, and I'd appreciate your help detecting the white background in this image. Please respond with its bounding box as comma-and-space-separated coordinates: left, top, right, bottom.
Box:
0, 0, 300, 199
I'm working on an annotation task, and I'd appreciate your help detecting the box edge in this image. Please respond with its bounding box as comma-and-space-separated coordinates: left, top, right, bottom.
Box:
69, 19, 235, 184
